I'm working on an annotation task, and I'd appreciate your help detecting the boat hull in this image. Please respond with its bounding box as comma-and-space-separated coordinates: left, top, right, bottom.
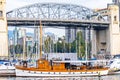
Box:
16, 69, 108, 77
0, 69, 15, 74
0, 65, 15, 76
108, 71, 120, 75
108, 69, 120, 75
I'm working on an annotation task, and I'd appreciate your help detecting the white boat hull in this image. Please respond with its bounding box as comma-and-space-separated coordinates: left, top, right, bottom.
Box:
108, 71, 120, 75
16, 69, 108, 77
108, 69, 120, 75
0, 69, 15, 74
0, 65, 15, 74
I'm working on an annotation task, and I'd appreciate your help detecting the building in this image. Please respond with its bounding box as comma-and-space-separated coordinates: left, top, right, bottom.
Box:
18, 36, 33, 47
13, 28, 26, 45
112, 0, 120, 21
65, 27, 86, 43
18, 28, 26, 38
113, 0, 119, 4
9, 37, 13, 45
18, 36, 33, 54
13, 27, 18, 45
44, 53, 77, 61
65, 28, 77, 43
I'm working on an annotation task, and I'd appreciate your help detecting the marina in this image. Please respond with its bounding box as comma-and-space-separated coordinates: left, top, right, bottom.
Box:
0, 75, 120, 80
15, 18, 109, 77
1, 0, 120, 79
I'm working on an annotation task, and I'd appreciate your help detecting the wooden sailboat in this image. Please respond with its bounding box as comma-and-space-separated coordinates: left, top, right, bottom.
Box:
15, 21, 109, 77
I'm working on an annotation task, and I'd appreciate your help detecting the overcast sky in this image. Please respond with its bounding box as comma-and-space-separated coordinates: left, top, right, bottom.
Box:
6, 0, 112, 12
6, 0, 112, 37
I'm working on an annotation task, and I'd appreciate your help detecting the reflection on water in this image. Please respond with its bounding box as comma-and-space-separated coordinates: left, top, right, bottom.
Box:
0, 75, 120, 80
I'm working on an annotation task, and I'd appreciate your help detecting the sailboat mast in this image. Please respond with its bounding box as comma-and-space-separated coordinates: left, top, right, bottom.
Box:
40, 21, 42, 59
23, 35, 26, 60
85, 28, 88, 60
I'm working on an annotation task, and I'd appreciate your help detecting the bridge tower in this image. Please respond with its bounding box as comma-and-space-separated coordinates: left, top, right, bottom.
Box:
0, 0, 8, 57
108, 5, 120, 55
91, 5, 120, 57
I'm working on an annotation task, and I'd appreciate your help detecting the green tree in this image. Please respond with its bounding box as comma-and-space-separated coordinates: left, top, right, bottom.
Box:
9, 45, 15, 57
76, 31, 85, 59
15, 44, 23, 54
44, 36, 54, 53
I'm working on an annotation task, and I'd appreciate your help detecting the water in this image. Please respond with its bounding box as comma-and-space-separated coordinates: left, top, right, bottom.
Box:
0, 75, 120, 80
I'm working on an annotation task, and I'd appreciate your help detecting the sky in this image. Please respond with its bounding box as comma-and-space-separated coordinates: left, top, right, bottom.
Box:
6, 0, 112, 37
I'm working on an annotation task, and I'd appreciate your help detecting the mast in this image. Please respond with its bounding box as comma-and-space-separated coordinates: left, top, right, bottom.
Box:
23, 34, 26, 60
85, 28, 88, 60
39, 21, 42, 59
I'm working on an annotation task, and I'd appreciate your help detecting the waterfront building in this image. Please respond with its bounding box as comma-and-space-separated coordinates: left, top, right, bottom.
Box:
113, 0, 119, 5
18, 36, 33, 48
13, 27, 18, 45
18, 28, 26, 38
26, 36, 33, 47
65, 28, 85, 43
9, 37, 13, 46
65, 28, 77, 43
44, 53, 77, 61
13, 28, 26, 45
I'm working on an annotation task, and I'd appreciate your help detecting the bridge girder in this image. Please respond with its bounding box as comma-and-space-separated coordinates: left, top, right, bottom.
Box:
7, 3, 94, 20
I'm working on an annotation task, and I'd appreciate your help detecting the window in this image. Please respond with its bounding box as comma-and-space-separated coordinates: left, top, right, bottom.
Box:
0, 11, 3, 17
114, 16, 117, 21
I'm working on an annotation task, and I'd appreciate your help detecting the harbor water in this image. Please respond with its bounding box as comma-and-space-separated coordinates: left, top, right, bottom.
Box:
1, 75, 120, 80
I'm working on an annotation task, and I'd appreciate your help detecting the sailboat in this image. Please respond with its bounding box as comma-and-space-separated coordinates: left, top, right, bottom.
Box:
15, 21, 109, 77
0, 60, 15, 76
108, 54, 120, 75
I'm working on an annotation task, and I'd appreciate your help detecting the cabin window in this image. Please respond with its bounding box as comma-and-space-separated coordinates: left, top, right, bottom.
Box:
54, 63, 60, 66
0, 11, 3, 17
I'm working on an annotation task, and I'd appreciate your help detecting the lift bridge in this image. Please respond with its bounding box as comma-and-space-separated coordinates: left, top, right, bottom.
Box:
0, 2, 120, 57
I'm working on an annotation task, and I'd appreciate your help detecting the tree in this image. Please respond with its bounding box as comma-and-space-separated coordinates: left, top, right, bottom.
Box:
76, 31, 85, 59
15, 44, 23, 54
44, 36, 54, 53
9, 45, 15, 57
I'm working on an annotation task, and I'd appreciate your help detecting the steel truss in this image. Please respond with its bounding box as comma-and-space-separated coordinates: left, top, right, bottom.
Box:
7, 3, 94, 20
